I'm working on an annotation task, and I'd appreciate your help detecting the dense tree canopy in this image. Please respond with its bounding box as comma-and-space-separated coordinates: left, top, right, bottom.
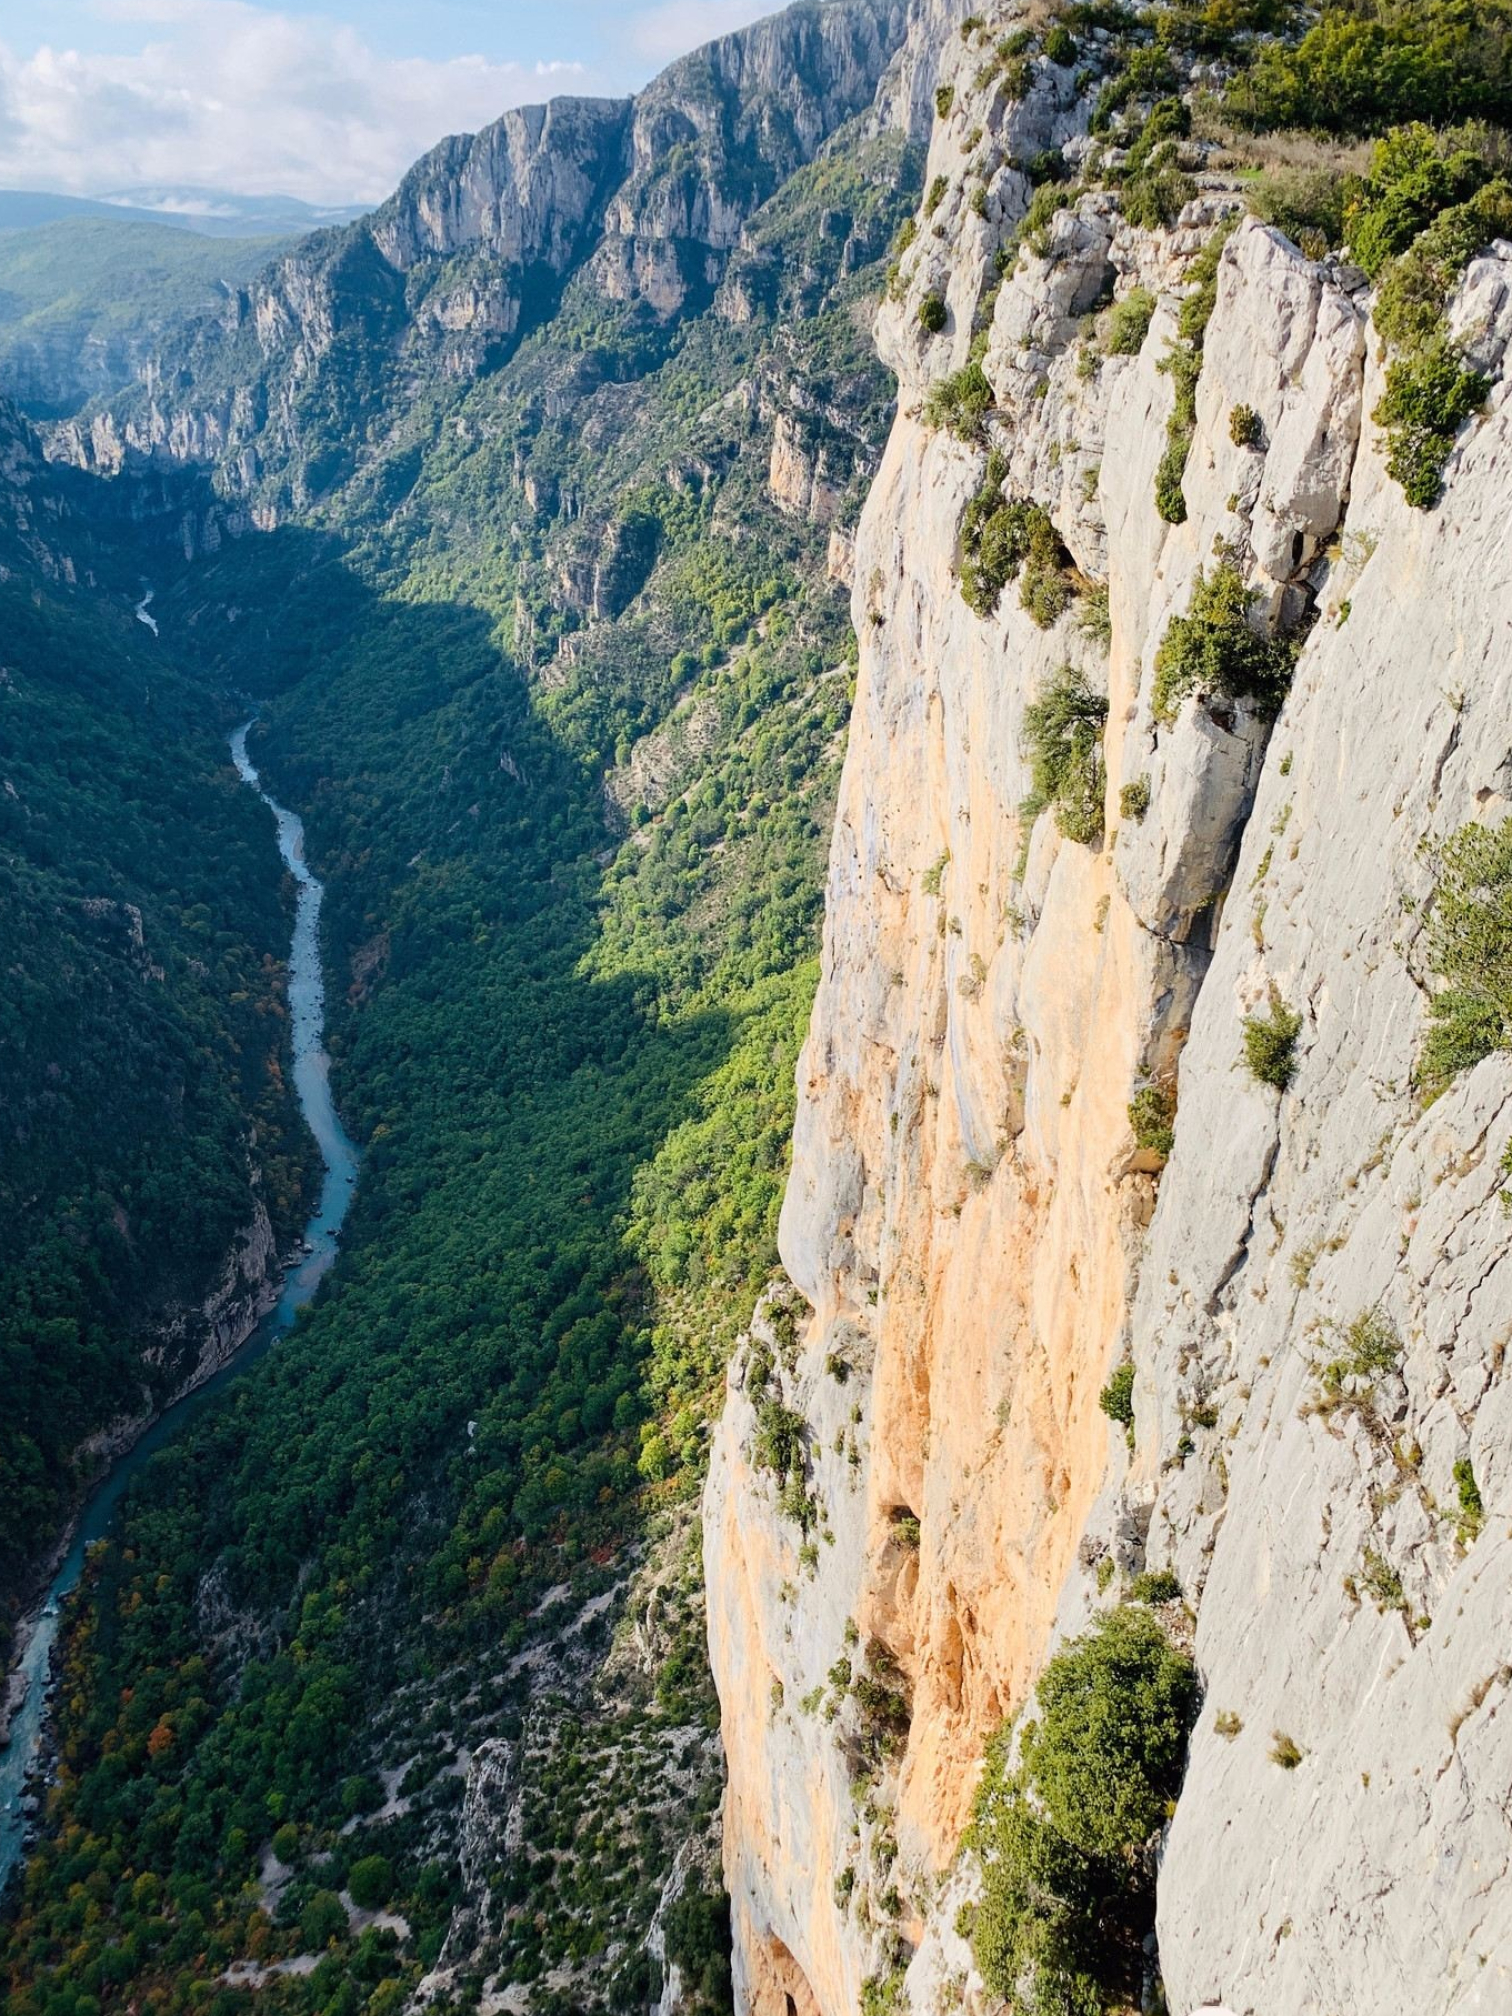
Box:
0, 123, 916, 2016
0, 581, 311, 1653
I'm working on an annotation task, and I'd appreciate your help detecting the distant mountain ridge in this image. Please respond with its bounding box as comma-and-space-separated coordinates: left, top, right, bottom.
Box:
0, 187, 365, 238
47, 0, 920, 514
0, 219, 293, 422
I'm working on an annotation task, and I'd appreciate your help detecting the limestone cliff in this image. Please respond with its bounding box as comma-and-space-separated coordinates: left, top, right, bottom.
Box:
48, 0, 928, 515
705, 12, 1512, 2015
0, 391, 235, 569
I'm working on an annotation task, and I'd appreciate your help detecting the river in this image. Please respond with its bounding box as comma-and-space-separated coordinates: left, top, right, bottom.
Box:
0, 722, 360, 1892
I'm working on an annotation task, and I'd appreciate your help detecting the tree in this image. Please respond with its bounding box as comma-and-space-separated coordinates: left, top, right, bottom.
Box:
348, 1855, 395, 1912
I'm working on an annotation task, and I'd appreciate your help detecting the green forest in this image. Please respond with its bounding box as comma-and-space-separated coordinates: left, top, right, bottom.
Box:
0, 578, 311, 1663
0, 111, 916, 2016
10, 0, 1512, 2007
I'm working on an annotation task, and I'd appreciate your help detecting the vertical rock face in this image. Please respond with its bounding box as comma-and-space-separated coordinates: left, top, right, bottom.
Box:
368, 98, 632, 274
705, 12, 1512, 2015
48, 0, 920, 508
0, 392, 214, 571
872, 0, 979, 141
1138, 306, 1512, 2016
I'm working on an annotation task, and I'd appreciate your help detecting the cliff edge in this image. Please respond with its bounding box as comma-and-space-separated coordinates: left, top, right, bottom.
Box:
706, 9, 1512, 2012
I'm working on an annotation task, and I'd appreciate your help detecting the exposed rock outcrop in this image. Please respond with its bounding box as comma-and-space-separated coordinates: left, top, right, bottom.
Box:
873, 0, 979, 142
769, 411, 847, 522
48, 0, 924, 514
706, 12, 1512, 2015
0, 390, 232, 573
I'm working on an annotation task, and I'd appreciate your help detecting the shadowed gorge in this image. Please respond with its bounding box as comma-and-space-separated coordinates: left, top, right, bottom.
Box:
0, 4, 927, 2005
0, 574, 314, 1658
6, 0, 1512, 2012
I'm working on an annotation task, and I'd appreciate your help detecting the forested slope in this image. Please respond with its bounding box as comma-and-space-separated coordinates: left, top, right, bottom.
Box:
0, 220, 288, 420
0, 439, 312, 1662
0, 7, 934, 2010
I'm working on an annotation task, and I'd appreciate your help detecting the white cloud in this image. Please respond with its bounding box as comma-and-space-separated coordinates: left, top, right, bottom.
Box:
625, 1, 784, 66
0, 0, 603, 206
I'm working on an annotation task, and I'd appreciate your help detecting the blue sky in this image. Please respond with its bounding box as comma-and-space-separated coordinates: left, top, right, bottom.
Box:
2, 1, 768, 72
0, 0, 783, 204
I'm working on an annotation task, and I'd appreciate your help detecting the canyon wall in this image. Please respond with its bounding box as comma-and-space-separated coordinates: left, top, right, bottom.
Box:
47, 0, 926, 510
706, 14, 1512, 2015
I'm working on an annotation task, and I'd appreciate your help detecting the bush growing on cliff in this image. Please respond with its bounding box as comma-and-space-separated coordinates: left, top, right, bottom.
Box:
1154, 343, 1202, 524
960, 453, 1080, 625
1154, 219, 1236, 524
1028, 1608, 1197, 1846
1119, 775, 1151, 821
925, 357, 994, 440
1105, 285, 1156, 356
1329, 126, 1509, 504
1022, 543, 1078, 629
1129, 1568, 1183, 1605
1124, 161, 1198, 231
1454, 1457, 1485, 1544
1242, 989, 1303, 1089
1308, 127, 1512, 506
752, 1398, 806, 1483
919, 291, 948, 333
1022, 666, 1110, 846
1080, 582, 1113, 651
1374, 176, 1512, 349
1128, 1084, 1176, 1159
1375, 338, 1490, 507
886, 215, 918, 296
970, 1607, 1198, 2011
1013, 178, 1084, 258
1099, 1361, 1136, 1430
1151, 557, 1298, 723
860, 1952, 910, 2016
1119, 101, 1197, 229
1418, 816, 1512, 1092
969, 1779, 1109, 2015
961, 473, 1029, 613
844, 1638, 912, 1786
1312, 1307, 1402, 1417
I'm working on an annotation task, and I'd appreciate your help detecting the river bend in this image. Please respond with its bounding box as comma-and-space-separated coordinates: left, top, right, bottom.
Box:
0, 724, 359, 1889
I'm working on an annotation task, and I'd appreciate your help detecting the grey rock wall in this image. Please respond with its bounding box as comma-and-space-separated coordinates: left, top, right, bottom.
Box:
706, 8, 1512, 2012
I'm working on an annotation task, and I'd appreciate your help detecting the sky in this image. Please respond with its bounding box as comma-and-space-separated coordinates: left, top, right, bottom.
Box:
0, 0, 786, 208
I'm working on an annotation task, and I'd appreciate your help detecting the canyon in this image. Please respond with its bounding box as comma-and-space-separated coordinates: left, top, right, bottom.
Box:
3, 1, 1511, 2012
